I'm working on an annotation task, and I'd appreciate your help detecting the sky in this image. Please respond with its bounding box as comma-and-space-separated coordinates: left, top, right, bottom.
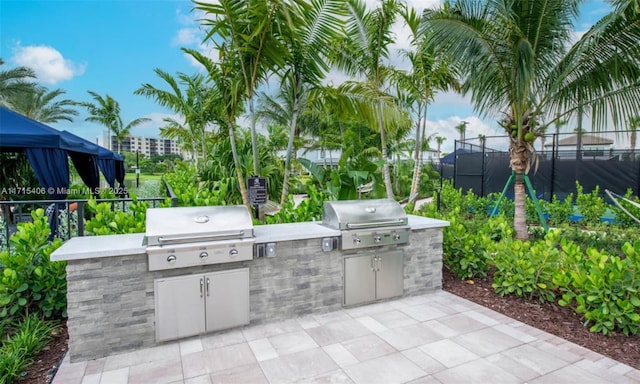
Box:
1, 0, 613, 154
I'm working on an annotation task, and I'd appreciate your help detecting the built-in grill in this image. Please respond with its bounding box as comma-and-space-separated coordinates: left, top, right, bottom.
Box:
323, 199, 410, 250
145, 206, 254, 271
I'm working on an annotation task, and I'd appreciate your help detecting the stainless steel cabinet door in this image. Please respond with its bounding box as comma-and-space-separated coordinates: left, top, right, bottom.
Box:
205, 268, 250, 332
375, 250, 404, 300
344, 255, 376, 306
155, 274, 205, 342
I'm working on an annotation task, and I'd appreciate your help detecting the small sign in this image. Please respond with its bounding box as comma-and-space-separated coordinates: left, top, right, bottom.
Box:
247, 176, 267, 205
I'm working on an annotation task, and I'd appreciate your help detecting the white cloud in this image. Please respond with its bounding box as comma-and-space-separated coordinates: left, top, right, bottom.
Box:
11, 45, 85, 85
172, 28, 200, 46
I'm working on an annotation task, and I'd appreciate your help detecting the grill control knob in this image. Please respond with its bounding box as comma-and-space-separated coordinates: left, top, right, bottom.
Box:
167, 255, 177, 263
353, 237, 361, 245
229, 249, 238, 257
199, 251, 209, 260
392, 232, 401, 241
373, 234, 381, 243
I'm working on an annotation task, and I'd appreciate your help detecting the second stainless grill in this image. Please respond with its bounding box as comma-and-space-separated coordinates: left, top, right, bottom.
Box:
322, 199, 410, 250
145, 206, 254, 271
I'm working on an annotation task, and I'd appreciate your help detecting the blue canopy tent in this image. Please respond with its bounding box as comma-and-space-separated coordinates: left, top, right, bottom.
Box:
60, 130, 126, 192
1, 107, 126, 197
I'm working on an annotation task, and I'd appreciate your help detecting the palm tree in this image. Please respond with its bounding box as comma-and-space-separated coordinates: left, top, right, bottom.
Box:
257, 0, 346, 205
0, 58, 36, 108
423, 0, 640, 239
194, 0, 305, 177
455, 120, 468, 144
331, 0, 404, 199
76, 91, 151, 153
629, 116, 640, 159
392, 5, 459, 203
10, 86, 78, 123
135, 69, 216, 170
185, 47, 252, 207
435, 136, 446, 159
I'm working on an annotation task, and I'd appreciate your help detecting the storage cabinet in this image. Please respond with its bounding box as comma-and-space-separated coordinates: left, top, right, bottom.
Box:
155, 268, 249, 342
343, 250, 404, 306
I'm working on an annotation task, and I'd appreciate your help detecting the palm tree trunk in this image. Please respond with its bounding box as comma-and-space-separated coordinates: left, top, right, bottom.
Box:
248, 96, 260, 176
280, 91, 301, 206
509, 138, 529, 240
379, 104, 394, 199
228, 120, 249, 207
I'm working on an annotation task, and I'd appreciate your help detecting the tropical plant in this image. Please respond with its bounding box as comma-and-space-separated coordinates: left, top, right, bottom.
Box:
331, 0, 409, 199
76, 91, 151, 153
257, 0, 346, 205
629, 116, 640, 158
435, 136, 446, 159
0, 58, 36, 108
195, 0, 306, 176
423, 0, 640, 239
8, 86, 78, 123
135, 69, 216, 170
454, 120, 468, 143
392, 5, 459, 204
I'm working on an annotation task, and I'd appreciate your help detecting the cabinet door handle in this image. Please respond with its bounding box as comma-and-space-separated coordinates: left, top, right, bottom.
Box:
371, 256, 375, 272
200, 278, 204, 298
206, 278, 210, 297
376, 256, 381, 271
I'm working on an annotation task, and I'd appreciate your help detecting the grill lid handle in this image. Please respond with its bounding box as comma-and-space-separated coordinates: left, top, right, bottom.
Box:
346, 219, 406, 229
157, 231, 246, 245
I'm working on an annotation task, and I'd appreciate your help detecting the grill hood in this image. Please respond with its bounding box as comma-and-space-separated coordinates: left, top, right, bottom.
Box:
145, 205, 254, 247
322, 199, 408, 230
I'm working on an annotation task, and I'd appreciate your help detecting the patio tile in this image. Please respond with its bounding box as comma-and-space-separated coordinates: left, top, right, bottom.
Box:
419, 339, 479, 368
401, 348, 446, 374
371, 310, 418, 328
85, 358, 106, 375
184, 374, 212, 384
128, 357, 183, 384
313, 310, 353, 325
303, 370, 355, 384
462, 309, 501, 326
405, 375, 443, 384
498, 344, 570, 375
435, 313, 490, 334
421, 319, 458, 338
81, 373, 101, 384
397, 304, 449, 322
296, 315, 321, 330
492, 323, 537, 343
248, 338, 279, 361
242, 319, 303, 341
182, 343, 256, 379
529, 340, 583, 364
354, 316, 388, 333
342, 352, 425, 384
530, 364, 615, 384
452, 327, 523, 357
485, 352, 543, 382
103, 343, 180, 371
306, 319, 372, 346
433, 358, 521, 384
259, 347, 338, 383
209, 363, 268, 384
268, 330, 319, 356
341, 334, 396, 362
343, 302, 395, 318
377, 323, 444, 351
574, 358, 639, 383
322, 343, 359, 367
99, 368, 129, 384
201, 329, 246, 350
180, 337, 204, 356
52, 358, 86, 384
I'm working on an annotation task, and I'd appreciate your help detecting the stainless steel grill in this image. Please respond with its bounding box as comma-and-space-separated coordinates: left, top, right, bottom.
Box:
145, 206, 254, 271
323, 199, 409, 250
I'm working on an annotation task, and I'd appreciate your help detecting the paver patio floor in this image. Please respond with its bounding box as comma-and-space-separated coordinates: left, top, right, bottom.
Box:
52, 291, 640, 384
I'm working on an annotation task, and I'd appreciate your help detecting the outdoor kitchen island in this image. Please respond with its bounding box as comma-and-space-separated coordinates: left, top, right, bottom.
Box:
51, 205, 448, 363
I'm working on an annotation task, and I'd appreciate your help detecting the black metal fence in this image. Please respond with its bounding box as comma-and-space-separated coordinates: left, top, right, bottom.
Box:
449, 131, 640, 200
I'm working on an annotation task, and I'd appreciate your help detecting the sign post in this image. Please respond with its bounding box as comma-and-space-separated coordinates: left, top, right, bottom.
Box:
247, 176, 267, 219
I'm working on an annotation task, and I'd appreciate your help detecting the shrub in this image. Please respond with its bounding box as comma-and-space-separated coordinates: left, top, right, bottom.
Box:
0, 314, 58, 383
547, 193, 574, 226
265, 185, 329, 224
555, 240, 640, 335
84, 197, 148, 235
611, 188, 640, 228
0, 209, 65, 319
491, 229, 561, 302
575, 182, 607, 226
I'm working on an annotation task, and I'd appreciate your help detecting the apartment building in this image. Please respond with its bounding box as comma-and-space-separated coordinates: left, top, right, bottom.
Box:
102, 133, 183, 158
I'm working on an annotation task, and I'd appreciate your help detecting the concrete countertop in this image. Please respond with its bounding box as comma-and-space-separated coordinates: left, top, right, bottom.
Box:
51, 215, 448, 261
